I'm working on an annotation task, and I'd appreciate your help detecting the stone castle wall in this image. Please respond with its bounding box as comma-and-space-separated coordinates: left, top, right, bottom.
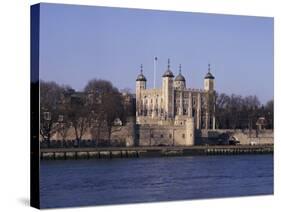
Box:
48, 118, 195, 147
48, 124, 135, 146
47, 122, 273, 147
137, 119, 194, 146
197, 129, 274, 145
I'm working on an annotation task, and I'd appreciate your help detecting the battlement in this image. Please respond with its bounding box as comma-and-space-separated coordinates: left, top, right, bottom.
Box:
186, 88, 205, 93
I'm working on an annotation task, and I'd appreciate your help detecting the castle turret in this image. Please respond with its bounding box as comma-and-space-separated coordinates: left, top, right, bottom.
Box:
204, 63, 215, 129
162, 59, 174, 118
204, 63, 215, 91
185, 117, 195, 146
136, 64, 146, 116
174, 64, 186, 90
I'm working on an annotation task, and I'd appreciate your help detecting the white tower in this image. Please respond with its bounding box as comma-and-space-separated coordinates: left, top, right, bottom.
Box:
136, 64, 146, 117
204, 63, 215, 91
174, 64, 186, 90
204, 63, 215, 129
162, 59, 174, 118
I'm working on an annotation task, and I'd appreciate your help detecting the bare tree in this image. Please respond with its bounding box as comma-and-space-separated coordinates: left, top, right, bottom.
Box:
264, 100, 274, 129
215, 93, 230, 129
84, 79, 126, 144
56, 86, 75, 146
103, 89, 125, 141
215, 93, 264, 130
67, 93, 90, 147
40, 80, 64, 146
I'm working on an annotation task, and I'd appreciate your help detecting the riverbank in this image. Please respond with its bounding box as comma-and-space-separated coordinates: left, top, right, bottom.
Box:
40, 144, 273, 160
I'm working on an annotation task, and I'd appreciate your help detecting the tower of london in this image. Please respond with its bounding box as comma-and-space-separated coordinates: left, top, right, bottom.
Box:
135, 59, 216, 146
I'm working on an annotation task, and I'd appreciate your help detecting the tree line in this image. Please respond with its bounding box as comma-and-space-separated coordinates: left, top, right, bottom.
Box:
39, 79, 273, 147
40, 79, 135, 147
215, 93, 273, 130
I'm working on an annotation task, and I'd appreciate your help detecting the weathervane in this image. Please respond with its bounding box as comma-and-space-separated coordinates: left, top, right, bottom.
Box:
168, 58, 170, 70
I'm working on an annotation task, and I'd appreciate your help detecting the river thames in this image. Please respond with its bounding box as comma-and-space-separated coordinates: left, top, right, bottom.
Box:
40, 154, 273, 208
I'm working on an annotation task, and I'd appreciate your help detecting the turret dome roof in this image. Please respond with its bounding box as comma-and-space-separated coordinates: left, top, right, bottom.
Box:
162, 58, 174, 78
204, 72, 214, 79
174, 64, 185, 81
136, 73, 147, 81
162, 70, 174, 78
136, 64, 147, 81
204, 63, 215, 79
175, 73, 185, 81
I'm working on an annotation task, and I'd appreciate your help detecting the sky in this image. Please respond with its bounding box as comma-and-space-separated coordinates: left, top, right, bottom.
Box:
39, 3, 273, 104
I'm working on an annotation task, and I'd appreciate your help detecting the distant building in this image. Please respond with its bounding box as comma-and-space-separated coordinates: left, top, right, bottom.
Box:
256, 117, 267, 130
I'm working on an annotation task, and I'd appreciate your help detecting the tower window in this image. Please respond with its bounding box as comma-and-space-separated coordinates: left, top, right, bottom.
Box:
43, 112, 51, 121
182, 134, 185, 138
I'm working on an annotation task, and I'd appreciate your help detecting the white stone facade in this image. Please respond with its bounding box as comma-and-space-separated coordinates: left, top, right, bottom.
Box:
135, 60, 216, 146
136, 60, 216, 130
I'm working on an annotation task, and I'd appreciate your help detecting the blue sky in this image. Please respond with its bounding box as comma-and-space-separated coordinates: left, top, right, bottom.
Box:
39, 3, 273, 104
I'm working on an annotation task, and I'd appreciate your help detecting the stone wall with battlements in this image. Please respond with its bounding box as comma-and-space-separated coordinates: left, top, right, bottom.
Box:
47, 118, 195, 147
45, 122, 273, 147
137, 117, 194, 146
197, 129, 274, 145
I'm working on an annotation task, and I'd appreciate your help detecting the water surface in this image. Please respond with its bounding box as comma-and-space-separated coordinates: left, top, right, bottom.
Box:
40, 155, 273, 208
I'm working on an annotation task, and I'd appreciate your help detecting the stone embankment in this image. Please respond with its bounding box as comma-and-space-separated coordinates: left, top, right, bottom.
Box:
40, 145, 273, 160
